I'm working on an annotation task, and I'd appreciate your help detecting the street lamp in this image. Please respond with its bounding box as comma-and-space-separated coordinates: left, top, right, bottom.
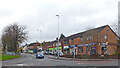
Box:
56, 14, 59, 59
37, 29, 42, 50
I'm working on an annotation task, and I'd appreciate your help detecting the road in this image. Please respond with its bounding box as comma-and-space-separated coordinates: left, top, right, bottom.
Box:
1, 53, 119, 66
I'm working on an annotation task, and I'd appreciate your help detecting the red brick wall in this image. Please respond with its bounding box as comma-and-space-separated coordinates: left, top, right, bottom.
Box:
98, 26, 117, 55
118, 46, 120, 53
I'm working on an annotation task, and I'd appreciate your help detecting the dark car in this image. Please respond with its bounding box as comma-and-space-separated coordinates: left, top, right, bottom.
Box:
36, 52, 44, 59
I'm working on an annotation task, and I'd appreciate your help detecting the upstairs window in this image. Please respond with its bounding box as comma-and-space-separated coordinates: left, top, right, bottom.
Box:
81, 37, 83, 41
64, 41, 68, 44
71, 38, 74, 43
53, 43, 55, 46
87, 35, 89, 41
89, 35, 92, 40
104, 35, 107, 40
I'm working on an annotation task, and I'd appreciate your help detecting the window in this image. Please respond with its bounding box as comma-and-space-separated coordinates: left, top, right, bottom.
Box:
53, 44, 55, 46
78, 47, 83, 53
71, 39, 74, 43
64, 40, 69, 44
87, 35, 89, 41
81, 37, 83, 41
89, 35, 92, 40
104, 35, 107, 40
59, 43, 61, 46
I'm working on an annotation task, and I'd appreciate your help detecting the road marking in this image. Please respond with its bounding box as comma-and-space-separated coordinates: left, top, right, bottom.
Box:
15, 63, 29, 66
49, 59, 53, 60
78, 63, 83, 64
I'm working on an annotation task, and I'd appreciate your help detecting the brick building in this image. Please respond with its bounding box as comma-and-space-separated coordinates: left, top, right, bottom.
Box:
27, 42, 40, 53
43, 25, 118, 56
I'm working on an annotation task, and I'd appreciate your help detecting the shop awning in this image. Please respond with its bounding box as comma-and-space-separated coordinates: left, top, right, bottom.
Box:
49, 48, 54, 50
63, 48, 69, 50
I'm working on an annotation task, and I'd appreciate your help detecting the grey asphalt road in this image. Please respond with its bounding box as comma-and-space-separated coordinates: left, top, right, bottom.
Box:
1, 53, 119, 66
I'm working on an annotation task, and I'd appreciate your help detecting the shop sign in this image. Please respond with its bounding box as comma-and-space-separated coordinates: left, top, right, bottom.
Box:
101, 42, 108, 45
46, 49, 48, 50
68, 45, 76, 48
94, 47, 96, 49
85, 44, 88, 46
93, 43, 96, 45
54, 47, 62, 50
49, 48, 53, 50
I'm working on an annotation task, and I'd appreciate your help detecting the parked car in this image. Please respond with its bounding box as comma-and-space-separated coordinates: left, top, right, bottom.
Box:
36, 52, 44, 59
55, 52, 64, 57
49, 52, 54, 55
44, 52, 49, 55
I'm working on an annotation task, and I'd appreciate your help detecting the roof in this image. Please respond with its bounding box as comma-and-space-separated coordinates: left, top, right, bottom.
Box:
61, 25, 108, 41
44, 40, 57, 46
44, 25, 116, 46
28, 42, 38, 46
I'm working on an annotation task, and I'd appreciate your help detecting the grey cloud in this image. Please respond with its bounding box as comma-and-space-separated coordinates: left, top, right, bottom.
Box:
5, 0, 118, 44
0, 8, 12, 18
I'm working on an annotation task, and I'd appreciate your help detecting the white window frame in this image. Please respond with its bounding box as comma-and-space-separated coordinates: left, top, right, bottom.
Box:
104, 35, 107, 40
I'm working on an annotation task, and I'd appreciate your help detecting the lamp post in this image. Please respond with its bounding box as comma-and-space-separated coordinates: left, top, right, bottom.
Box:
106, 29, 109, 59
37, 29, 42, 51
56, 14, 59, 59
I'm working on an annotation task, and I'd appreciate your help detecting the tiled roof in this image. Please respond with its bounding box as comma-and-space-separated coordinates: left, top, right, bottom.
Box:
44, 25, 109, 46
63, 25, 108, 40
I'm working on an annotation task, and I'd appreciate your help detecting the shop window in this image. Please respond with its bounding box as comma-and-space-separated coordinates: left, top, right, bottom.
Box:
78, 47, 83, 53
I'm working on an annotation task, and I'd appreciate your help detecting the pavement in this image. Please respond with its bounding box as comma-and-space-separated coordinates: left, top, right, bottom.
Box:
0, 53, 119, 66
47, 55, 118, 61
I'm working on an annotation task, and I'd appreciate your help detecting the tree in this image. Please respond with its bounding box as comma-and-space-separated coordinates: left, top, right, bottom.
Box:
110, 23, 120, 46
59, 33, 65, 40
2, 23, 28, 54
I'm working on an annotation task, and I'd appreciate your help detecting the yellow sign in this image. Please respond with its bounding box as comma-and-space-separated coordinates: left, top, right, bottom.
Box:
106, 42, 108, 44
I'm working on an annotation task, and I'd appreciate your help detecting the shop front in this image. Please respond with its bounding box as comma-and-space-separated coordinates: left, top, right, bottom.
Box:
69, 45, 77, 55
89, 43, 97, 55
101, 42, 108, 55
63, 46, 69, 55
49, 47, 62, 53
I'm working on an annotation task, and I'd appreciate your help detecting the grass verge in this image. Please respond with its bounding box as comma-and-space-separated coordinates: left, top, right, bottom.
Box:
0, 55, 21, 61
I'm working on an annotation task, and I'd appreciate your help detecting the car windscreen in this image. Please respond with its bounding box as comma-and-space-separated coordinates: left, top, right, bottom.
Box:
37, 52, 42, 54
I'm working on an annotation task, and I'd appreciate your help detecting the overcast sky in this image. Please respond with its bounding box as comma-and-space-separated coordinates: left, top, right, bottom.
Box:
0, 0, 119, 45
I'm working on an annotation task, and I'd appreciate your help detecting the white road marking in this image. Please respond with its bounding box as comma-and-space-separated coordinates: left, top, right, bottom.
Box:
78, 63, 83, 64
49, 59, 53, 60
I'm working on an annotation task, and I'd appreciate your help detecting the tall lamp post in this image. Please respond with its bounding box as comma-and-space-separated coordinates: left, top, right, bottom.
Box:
106, 29, 109, 59
37, 29, 42, 51
56, 14, 59, 59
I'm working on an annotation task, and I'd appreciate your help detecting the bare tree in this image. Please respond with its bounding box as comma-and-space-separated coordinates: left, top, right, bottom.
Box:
2, 23, 28, 54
